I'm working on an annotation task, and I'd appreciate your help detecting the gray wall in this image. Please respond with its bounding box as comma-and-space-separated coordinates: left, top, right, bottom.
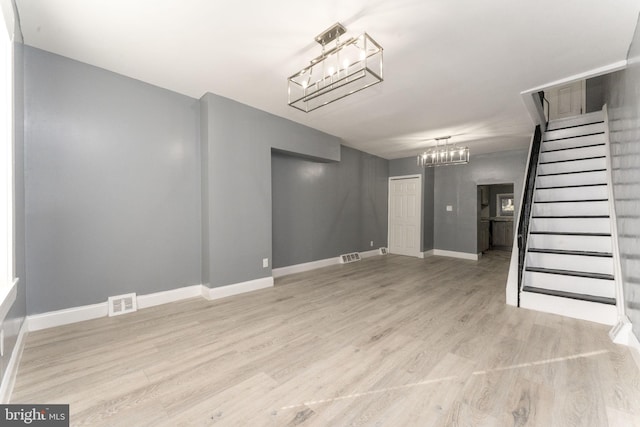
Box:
388, 157, 435, 251
200, 93, 341, 287
272, 146, 388, 268
1, 40, 26, 384
434, 150, 527, 254
24, 47, 202, 314
586, 75, 606, 113
603, 13, 640, 341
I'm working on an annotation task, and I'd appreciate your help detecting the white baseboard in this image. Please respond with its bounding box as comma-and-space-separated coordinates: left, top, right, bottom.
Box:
422, 249, 434, 257
27, 277, 277, 332
0, 318, 28, 403
273, 250, 384, 278
137, 284, 203, 309
432, 249, 479, 261
28, 284, 204, 332
360, 249, 379, 259
28, 302, 108, 331
204, 276, 274, 300
272, 257, 339, 278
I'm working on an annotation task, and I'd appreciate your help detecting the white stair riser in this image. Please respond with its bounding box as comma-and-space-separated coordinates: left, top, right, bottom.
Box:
526, 253, 613, 275
539, 144, 606, 163
544, 123, 605, 140
532, 200, 609, 217
520, 291, 617, 325
523, 271, 615, 298
541, 134, 605, 152
536, 170, 606, 188
528, 233, 612, 253
546, 111, 604, 131
534, 185, 608, 201
530, 217, 610, 233
538, 157, 606, 175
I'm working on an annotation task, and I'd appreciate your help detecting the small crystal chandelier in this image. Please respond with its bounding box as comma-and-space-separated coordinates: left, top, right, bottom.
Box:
288, 23, 383, 113
417, 136, 470, 167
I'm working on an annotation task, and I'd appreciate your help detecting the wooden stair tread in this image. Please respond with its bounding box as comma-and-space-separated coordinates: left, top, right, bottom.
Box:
522, 286, 616, 305
536, 183, 606, 190
543, 131, 604, 142
525, 266, 613, 280
531, 215, 609, 219
533, 199, 607, 203
528, 248, 612, 257
529, 231, 611, 237
541, 142, 605, 153
545, 120, 604, 132
539, 155, 605, 165
538, 168, 606, 177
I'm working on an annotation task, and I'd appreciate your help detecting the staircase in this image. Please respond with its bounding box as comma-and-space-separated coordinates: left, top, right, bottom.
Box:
519, 110, 618, 324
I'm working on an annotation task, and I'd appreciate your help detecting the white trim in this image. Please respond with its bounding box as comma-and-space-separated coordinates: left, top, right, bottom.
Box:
137, 284, 203, 309
388, 174, 423, 258
272, 257, 339, 278
523, 61, 627, 95
432, 249, 479, 261
359, 249, 379, 259
506, 130, 538, 306
203, 276, 273, 301
520, 60, 627, 127
602, 105, 626, 323
273, 250, 382, 278
28, 284, 206, 331
422, 249, 434, 257
28, 302, 108, 331
0, 276, 16, 322
0, 318, 27, 403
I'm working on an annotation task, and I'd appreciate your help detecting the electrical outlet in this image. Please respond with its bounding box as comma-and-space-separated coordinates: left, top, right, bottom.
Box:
370, 241, 373, 247
446, 205, 453, 212
263, 258, 269, 268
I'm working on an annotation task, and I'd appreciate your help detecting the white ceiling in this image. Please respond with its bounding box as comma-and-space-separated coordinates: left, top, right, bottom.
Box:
14, 0, 640, 159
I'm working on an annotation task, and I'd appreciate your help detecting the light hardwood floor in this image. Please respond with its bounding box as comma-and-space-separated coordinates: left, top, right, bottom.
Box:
11, 252, 640, 426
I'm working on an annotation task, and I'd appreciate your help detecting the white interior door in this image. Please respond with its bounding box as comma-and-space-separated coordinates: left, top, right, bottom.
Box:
547, 80, 585, 120
388, 176, 422, 257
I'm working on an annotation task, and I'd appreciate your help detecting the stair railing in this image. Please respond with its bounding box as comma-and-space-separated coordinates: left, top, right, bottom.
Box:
517, 124, 542, 305
538, 91, 550, 127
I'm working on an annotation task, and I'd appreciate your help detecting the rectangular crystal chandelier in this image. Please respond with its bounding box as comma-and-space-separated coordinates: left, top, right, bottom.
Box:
417, 137, 470, 167
288, 23, 383, 113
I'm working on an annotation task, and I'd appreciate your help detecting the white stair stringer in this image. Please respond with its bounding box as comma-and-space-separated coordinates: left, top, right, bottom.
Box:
520, 110, 619, 325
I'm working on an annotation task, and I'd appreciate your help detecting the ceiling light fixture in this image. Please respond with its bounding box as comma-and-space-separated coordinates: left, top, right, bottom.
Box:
288, 22, 383, 113
417, 136, 470, 167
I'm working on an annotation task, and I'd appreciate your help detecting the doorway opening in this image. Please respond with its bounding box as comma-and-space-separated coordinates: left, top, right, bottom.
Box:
477, 183, 515, 255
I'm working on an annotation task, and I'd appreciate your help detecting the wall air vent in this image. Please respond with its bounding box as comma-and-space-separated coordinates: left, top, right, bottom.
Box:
340, 252, 361, 264
379, 247, 388, 255
108, 293, 137, 317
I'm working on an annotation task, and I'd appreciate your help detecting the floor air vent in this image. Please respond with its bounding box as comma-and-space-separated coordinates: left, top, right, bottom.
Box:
379, 247, 388, 255
340, 252, 361, 263
108, 293, 137, 317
